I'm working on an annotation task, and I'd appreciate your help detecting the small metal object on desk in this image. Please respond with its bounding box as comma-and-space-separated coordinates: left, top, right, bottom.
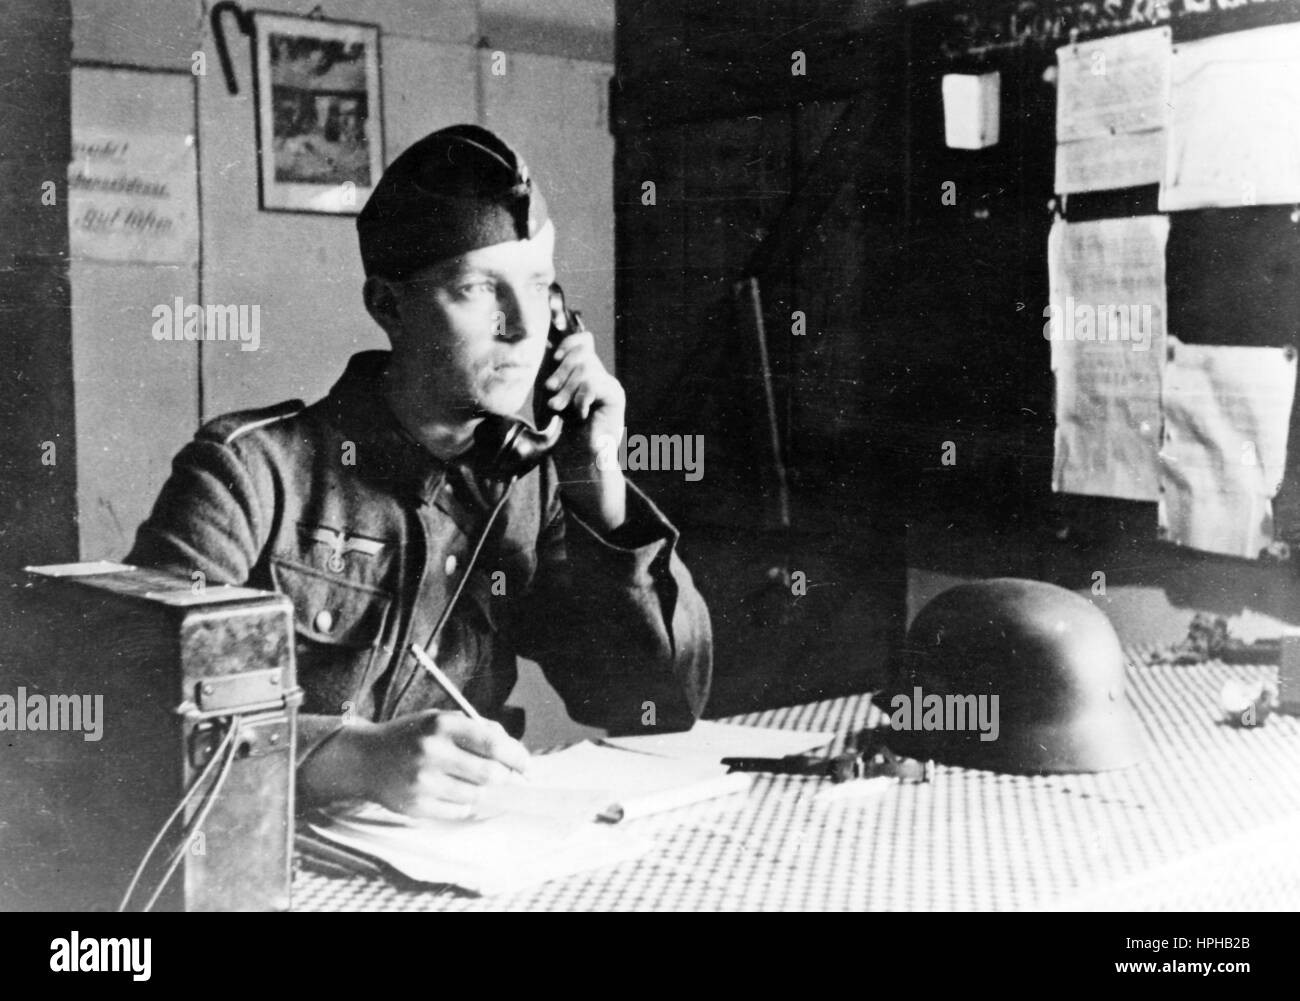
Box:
1149, 613, 1286, 666
722, 742, 933, 786
1219, 677, 1279, 727
852, 727, 934, 783
860, 747, 932, 783
722, 751, 863, 783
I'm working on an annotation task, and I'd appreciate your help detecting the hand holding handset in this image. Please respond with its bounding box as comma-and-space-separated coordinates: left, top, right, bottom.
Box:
538, 282, 586, 426
472, 282, 581, 481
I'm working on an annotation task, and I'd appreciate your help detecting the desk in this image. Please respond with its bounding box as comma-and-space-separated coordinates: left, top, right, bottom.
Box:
292, 649, 1300, 911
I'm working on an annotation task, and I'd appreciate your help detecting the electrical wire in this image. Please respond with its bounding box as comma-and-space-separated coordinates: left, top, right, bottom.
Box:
389, 475, 518, 712
140, 715, 244, 912
117, 716, 239, 912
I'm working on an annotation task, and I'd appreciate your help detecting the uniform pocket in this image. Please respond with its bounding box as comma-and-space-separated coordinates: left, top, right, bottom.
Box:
269, 558, 395, 718
270, 557, 393, 649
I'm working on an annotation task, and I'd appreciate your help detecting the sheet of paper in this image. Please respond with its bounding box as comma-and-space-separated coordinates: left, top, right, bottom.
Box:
24, 561, 132, 577
1056, 28, 1171, 143
313, 804, 651, 895
1160, 22, 1300, 211
527, 741, 753, 820
600, 720, 834, 762
317, 781, 613, 828
1158, 338, 1297, 559
1054, 29, 1169, 194
306, 740, 757, 893
67, 129, 199, 264
1048, 215, 1169, 501
143, 585, 272, 606
1056, 128, 1165, 195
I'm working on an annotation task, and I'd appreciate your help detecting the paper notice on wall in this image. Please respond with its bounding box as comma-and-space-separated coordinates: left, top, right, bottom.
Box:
1056, 28, 1170, 143
1056, 129, 1166, 195
1048, 215, 1169, 501
1160, 22, 1300, 211
67, 129, 198, 264
1158, 339, 1297, 559
1054, 28, 1169, 194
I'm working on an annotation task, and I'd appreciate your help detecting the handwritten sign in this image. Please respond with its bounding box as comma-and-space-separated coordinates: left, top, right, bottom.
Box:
67, 129, 198, 265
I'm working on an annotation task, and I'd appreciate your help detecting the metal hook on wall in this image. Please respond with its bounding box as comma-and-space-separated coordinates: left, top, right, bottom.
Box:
211, 1, 254, 96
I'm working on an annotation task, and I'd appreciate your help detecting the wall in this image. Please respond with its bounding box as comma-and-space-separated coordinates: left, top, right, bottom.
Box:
70, 67, 201, 563
69, 0, 615, 562
895, 0, 1300, 627
65, 0, 615, 748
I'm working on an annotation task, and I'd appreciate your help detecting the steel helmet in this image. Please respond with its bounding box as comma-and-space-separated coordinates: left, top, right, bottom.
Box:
872, 578, 1144, 773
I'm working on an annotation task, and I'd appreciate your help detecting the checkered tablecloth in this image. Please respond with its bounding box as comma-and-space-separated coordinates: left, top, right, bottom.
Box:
292, 649, 1300, 911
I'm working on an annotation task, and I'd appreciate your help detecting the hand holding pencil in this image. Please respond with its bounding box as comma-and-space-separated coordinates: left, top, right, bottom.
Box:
296, 644, 531, 821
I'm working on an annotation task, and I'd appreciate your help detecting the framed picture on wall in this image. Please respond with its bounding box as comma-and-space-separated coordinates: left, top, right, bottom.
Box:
253, 12, 383, 214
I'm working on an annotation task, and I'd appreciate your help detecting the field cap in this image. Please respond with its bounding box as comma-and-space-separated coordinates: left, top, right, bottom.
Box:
357, 124, 549, 279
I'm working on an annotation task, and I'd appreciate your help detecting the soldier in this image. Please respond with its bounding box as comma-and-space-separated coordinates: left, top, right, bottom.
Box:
128, 125, 712, 819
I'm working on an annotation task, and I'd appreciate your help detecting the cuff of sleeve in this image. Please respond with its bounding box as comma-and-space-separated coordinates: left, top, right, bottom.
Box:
563, 479, 679, 587
296, 713, 347, 769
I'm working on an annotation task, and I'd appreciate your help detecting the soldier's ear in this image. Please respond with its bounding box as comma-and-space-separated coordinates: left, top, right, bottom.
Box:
363, 275, 404, 343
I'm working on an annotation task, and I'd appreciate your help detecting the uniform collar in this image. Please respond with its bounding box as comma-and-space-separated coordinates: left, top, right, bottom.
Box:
323, 350, 503, 513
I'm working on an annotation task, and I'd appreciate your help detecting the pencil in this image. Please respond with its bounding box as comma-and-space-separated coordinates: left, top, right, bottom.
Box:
410, 644, 483, 720
409, 643, 528, 782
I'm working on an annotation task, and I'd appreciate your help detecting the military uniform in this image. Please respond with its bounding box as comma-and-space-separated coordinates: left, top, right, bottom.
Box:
127, 350, 713, 781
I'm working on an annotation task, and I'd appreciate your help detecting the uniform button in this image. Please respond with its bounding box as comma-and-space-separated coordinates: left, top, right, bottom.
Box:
445, 555, 459, 576
313, 610, 335, 633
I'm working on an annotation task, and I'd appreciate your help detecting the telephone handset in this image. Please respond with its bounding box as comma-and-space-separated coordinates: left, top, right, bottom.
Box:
538, 282, 586, 426
472, 281, 582, 481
